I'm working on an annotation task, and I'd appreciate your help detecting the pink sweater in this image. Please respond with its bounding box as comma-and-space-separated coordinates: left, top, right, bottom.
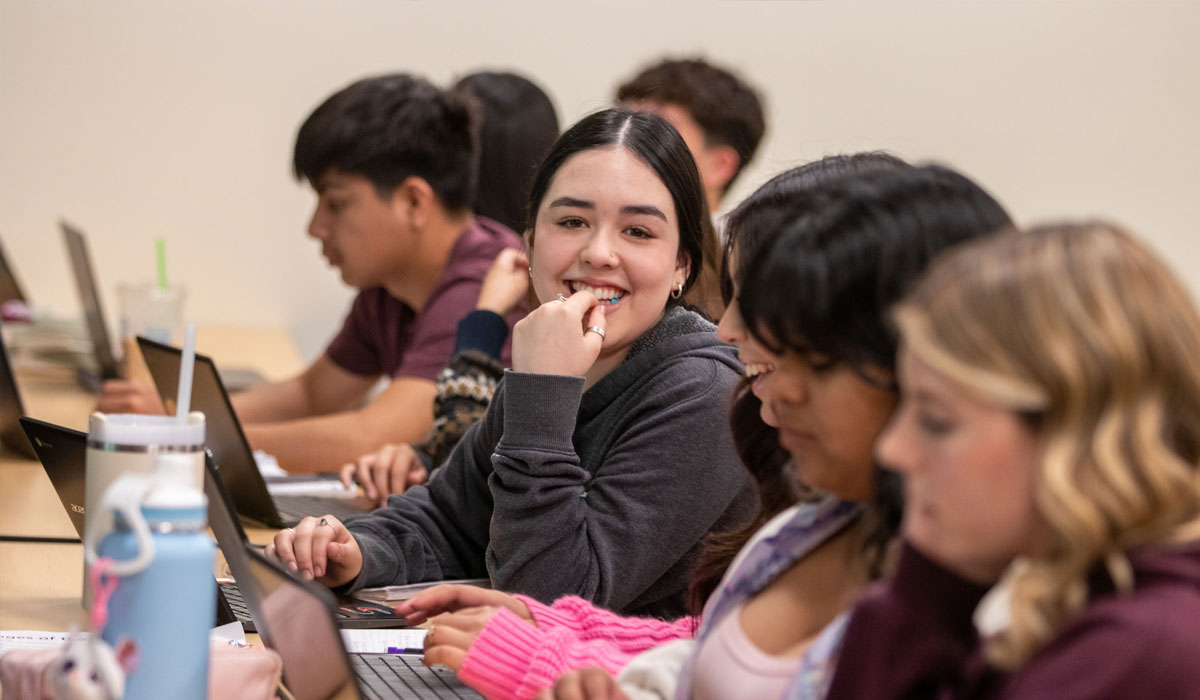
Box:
458, 594, 697, 699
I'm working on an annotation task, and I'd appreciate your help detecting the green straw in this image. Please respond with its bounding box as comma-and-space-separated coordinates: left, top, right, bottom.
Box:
155, 237, 168, 290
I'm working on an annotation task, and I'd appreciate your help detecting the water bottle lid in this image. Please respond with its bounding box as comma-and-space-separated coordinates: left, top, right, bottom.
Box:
88, 411, 205, 448
145, 452, 207, 514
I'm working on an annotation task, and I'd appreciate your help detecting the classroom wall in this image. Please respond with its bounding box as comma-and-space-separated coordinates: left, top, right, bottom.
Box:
2, 1, 1198, 361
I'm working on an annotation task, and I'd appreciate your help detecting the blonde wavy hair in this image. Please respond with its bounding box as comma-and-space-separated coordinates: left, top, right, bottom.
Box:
893, 221, 1200, 669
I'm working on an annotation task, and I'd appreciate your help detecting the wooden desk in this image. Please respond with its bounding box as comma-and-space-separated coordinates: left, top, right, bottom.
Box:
0, 326, 303, 633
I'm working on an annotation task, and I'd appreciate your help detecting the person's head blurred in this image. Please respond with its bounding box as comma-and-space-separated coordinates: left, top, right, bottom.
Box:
523, 108, 706, 366
452, 71, 560, 233
293, 74, 476, 289
689, 152, 911, 612
882, 221, 1200, 668
616, 57, 765, 212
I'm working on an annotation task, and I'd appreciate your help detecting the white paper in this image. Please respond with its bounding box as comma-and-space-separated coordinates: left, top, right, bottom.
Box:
0, 624, 248, 658
339, 628, 427, 654
0, 630, 81, 657
210, 621, 247, 646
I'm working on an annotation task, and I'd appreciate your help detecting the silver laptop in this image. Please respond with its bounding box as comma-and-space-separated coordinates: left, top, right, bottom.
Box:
203, 449, 408, 629
60, 221, 122, 389
241, 545, 482, 699
59, 221, 264, 392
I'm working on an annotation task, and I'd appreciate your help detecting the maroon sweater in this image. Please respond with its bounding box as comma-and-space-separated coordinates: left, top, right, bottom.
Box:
826, 539, 1200, 699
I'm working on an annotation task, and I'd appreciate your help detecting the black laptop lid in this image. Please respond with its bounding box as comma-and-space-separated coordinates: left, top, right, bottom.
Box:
60, 221, 120, 381
18, 419, 86, 532
0, 322, 36, 459
201, 452, 262, 608
137, 336, 280, 526
0, 236, 27, 305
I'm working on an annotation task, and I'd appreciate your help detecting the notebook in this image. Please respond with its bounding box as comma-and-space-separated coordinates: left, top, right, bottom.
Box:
0, 320, 37, 459
17, 417, 254, 630
241, 545, 482, 699
137, 335, 374, 528
60, 221, 122, 389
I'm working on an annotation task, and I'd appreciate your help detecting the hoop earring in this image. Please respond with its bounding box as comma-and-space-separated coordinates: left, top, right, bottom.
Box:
671, 283, 683, 300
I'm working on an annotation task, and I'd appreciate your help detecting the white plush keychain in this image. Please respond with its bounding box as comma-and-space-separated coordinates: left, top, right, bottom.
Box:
44, 558, 139, 700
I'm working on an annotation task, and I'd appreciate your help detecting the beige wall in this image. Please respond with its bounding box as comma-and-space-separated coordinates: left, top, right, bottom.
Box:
2, 1, 1198, 361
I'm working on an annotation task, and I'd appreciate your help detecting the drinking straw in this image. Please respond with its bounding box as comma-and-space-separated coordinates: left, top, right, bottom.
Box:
156, 238, 168, 291
176, 323, 196, 424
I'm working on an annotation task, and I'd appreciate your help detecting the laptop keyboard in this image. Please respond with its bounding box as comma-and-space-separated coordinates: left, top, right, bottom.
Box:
274, 494, 371, 524
352, 653, 481, 699
219, 581, 256, 632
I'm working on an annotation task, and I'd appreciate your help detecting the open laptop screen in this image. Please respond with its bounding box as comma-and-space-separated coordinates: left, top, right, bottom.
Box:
0, 321, 37, 459
242, 548, 359, 700
60, 221, 120, 381
0, 236, 27, 305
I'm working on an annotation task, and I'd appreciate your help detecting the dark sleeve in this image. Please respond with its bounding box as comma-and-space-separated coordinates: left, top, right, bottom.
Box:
452, 310, 510, 358
342, 380, 510, 589
485, 358, 750, 613
825, 541, 992, 700
325, 291, 385, 377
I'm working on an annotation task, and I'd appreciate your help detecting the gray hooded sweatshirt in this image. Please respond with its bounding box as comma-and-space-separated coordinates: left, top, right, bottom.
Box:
344, 307, 758, 618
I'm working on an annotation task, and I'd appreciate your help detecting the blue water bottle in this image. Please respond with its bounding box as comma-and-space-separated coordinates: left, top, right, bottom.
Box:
85, 453, 215, 700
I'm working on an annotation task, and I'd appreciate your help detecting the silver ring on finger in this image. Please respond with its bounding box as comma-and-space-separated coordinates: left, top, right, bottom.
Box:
285, 528, 296, 534
555, 293, 568, 302
318, 517, 332, 529
586, 325, 606, 340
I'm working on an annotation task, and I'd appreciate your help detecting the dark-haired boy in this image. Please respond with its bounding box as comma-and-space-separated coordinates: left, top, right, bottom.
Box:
616, 57, 765, 217
616, 57, 765, 317
100, 74, 522, 472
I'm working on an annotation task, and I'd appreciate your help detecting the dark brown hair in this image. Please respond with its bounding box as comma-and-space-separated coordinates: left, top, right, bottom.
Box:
616, 57, 765, 193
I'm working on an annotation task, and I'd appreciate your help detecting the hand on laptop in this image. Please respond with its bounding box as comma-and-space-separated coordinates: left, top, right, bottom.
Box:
340, 442, 428, 506
395, 583, 532, 626
96, 379, 167, 415
265, 514, 362, 587
421, 606, 503, 671
539, 667, 630, 700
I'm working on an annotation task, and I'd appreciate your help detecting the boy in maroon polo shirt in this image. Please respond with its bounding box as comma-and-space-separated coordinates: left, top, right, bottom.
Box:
100, 74, 521, 472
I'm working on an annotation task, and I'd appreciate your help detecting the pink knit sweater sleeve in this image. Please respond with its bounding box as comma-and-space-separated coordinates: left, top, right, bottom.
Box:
457, 595, 697, 700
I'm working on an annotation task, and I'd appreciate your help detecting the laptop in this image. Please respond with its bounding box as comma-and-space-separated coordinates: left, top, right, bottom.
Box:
60, 221, 122, 390
0, 235, 28, 306
203, 453, 408, 630
0, 321, 38, 459
136, 335, 373, 528
241, 545, 482, 699
59, 221, 265, 393
17, 417, 254, 630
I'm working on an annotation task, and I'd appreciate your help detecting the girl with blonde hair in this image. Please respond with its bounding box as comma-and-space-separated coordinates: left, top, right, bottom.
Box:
827, 222, 1200, 699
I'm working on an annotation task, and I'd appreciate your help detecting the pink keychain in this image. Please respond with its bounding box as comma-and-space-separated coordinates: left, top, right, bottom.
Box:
42, 557, 139, 700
